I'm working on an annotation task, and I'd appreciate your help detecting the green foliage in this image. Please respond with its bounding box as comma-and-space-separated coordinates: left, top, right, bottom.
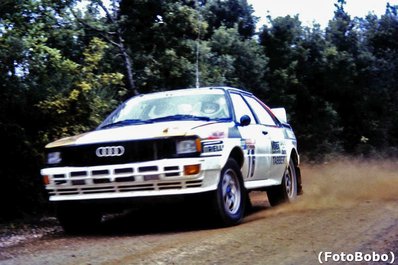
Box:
36, 37, 124, 142
0, 0, 125, 221
259, 2, 398, 159
119, 0, 201, 91
203, 0, 257, 38
202, 26, 267, 91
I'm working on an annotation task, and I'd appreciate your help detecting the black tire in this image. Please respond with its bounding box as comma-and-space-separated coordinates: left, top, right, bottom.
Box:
267, 159, 298, 207
56, 203, 102, 234
211, 158, 246, 226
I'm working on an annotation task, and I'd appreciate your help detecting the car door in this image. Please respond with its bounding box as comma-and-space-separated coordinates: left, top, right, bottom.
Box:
242, 95, 287, 182
229, 92, 269, 180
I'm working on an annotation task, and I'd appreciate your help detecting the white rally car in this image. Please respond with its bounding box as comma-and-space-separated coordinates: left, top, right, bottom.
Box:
41, 87, 302, 232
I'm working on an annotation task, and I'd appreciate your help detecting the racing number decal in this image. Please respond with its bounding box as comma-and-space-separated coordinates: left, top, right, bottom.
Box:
247, 148, 256, 178
241, 139, 256, 179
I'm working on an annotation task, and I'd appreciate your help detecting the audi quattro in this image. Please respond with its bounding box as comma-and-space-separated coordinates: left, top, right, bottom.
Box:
41, 87, 302, 232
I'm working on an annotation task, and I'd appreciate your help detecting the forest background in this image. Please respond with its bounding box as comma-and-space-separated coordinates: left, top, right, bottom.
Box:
1, 0, 397, 221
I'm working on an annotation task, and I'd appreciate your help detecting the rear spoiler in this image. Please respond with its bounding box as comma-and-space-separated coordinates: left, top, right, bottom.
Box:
271, 108, 287, 123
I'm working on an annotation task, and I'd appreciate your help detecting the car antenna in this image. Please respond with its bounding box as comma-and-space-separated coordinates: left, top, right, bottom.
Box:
195, 0, 201, 89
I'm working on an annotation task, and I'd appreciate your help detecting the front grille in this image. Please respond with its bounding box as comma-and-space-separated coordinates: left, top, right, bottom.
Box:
49, 139, 177, 167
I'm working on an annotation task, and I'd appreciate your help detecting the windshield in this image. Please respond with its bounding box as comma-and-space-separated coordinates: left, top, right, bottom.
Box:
98, 89, 231, 129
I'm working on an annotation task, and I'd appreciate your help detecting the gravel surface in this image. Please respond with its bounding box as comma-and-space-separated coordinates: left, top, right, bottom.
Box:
0, 217, 62, 248
1, 159, 398, 265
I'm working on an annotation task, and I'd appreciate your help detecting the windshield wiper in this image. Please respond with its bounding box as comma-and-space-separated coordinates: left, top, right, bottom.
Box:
99, 119, 151, 129
211, 117, 231, 122
148, 114, 211, 122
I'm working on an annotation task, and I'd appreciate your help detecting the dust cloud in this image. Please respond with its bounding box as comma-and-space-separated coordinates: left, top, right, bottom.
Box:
274, 158, 398, 212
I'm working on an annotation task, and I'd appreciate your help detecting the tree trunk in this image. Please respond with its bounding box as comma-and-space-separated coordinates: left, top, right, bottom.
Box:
97, 0, 139, 96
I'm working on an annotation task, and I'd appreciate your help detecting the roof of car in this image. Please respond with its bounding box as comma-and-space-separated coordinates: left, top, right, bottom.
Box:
138, 86, 254, 98
212, 86, 253, 95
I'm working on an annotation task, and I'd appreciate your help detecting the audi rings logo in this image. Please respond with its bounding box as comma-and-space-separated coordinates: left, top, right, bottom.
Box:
95, 146, 125, 157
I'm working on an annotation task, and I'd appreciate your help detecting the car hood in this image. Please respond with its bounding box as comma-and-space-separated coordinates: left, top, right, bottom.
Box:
46, 120, 223, 148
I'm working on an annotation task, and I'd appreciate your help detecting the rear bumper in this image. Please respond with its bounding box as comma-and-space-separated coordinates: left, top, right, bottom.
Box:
41, 157, 222, 202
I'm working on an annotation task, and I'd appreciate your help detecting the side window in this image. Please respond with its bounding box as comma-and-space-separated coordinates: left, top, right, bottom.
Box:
230, 93, 255, 124
244, 96, 277, 126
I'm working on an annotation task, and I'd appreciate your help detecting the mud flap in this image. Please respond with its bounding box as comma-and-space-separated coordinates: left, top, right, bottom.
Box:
296, 166, 303, 195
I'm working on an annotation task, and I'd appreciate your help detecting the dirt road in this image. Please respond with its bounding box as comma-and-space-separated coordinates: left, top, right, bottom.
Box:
1, 159, 398, 265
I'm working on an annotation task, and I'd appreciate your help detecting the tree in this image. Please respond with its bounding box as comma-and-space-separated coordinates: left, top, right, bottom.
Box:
36, 37, 124, 141
259, 15, 302, 103
260, 15, 343, 158
118, 0, 203, 91
355, 4, 398, 154
0, 0, 125, 220
202, 0, 257, 39
0, 0, 73, 219
71, 0, 138, 96
202, 26, 267, 93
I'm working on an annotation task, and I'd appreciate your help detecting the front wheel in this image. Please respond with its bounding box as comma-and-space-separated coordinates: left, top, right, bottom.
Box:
211, 159, 246, 226
56, 203, 102, 234
267, 159, 298, 207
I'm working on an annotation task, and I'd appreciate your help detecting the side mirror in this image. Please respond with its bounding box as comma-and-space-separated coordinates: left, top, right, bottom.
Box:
240, 115, 251, 127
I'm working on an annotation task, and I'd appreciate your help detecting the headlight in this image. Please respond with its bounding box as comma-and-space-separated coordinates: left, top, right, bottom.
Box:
47, 151, 62, 164
176, 138, 202, 155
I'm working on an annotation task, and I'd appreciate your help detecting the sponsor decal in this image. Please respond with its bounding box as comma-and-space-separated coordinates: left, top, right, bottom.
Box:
271, 141, 280, 154
203, 140, 224, 153
271, 141, 287, 155
280, 141, 287, 155
272, 156, 285, 165
207, 131, 225, 139
241, 139, 255, 150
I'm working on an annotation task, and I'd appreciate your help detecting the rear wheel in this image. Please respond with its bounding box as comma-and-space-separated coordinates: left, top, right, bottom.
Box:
267, 159, 298, 206
211, 158, 246, 226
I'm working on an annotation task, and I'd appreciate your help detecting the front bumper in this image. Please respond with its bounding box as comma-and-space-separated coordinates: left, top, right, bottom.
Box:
41, 157, 222, 202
